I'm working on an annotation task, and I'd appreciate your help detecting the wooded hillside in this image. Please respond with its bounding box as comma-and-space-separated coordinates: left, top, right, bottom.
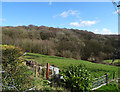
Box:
2, 25, 120, 62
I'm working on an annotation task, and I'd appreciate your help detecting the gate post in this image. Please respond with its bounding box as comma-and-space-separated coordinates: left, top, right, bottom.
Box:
46, 63, 49, 80
105, 73, 108, 83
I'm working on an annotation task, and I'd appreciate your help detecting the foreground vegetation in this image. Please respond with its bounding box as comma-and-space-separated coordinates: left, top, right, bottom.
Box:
1, 45, 34, 91
1, 45, 119, 91
61, 64, 92, 91
1, 45, 67, 91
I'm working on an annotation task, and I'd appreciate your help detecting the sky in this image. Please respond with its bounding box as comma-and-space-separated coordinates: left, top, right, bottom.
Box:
1, 2, 119, 34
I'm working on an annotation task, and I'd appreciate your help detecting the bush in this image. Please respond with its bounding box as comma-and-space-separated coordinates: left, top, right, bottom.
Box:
1, 45, 34, 91
62, 50, 72, 58
61, 64, 92, 92
2, 45, 23, 70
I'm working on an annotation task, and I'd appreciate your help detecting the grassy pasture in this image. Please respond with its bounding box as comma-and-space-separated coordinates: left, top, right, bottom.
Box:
104, 59, 120, 63
24, 52, 119, 79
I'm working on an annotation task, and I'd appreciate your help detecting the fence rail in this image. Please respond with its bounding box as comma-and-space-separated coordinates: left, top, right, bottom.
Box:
92, 75, 106, 89
92, 72, 116, 90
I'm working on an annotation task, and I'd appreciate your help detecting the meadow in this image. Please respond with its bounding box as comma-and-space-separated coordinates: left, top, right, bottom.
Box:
104, 59, 120, 63
97, 82, 119, 91
24, 52, 119, 79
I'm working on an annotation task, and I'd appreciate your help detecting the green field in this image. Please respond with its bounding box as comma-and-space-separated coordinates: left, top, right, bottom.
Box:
104, 59, 120, 63
24, 52, 119, 79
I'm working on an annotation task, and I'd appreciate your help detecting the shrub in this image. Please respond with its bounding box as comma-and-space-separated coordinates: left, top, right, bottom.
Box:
1, 45, 34, 91
62, 50, 72, 58
61, 64, 92, 92
2, 45, 23, 71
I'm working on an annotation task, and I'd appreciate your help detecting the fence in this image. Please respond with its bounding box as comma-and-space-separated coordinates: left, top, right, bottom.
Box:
1, 61, 117, 91
92, 74, 107, 90
92, 72, 116, 90
30, 63, 60, 80
33, 62, 117, 90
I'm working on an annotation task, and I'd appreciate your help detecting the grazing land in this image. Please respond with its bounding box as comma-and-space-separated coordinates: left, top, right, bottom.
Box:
24, 52, 119, 79
104, 59, 120, 63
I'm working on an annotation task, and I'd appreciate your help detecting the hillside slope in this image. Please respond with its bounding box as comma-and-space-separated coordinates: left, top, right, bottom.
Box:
2, 25, 120, 62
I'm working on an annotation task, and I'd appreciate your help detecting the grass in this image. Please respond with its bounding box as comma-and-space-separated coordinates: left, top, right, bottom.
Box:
24, 52, 119, 79
97, 82, 120, 91
104, 59, 120, 63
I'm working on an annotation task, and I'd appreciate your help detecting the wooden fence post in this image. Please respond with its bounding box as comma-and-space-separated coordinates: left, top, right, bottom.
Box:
35, 65, 38, 78
105, 73, 108, 83
53, 68, 55, 79
53, 68, 55, 85
113, 72, 115, 80
46, 63, 49, 80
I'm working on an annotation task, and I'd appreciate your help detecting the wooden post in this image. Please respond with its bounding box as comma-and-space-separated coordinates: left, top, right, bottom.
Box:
105, 73, 108, 83
42, 68, 45, 78
53, 68, 55, 85
35, 65, 38, 78
113, 72, 115, 80
53, 68, 55, 78
46, 63, 49, 80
